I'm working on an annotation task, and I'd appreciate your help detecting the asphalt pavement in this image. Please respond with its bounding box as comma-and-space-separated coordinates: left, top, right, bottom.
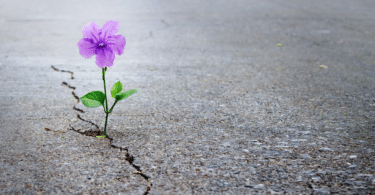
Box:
1, 0, 374, 194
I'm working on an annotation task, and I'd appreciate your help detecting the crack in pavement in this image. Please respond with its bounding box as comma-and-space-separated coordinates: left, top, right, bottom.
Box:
48, 65, 152, 195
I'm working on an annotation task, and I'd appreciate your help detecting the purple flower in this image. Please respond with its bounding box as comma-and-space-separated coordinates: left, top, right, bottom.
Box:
77, 20, 126, 68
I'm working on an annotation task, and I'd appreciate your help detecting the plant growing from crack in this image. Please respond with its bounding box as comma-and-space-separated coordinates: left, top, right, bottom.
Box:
77, 20, 138, 138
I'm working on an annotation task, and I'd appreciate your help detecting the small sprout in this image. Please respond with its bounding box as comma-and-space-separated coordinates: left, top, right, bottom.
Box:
319, 65, 328, 69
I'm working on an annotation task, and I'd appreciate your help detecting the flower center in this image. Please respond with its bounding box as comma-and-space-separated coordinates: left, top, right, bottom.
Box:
99, 43, 104, 47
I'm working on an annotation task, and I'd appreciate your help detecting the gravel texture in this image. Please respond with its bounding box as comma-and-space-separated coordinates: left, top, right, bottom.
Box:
1, 0, 375, 194
69, 61, 375, 195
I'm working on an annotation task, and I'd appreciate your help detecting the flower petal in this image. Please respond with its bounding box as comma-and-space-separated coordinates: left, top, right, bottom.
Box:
77, 38, 96, 59
101, 20, 119, 40
107, 34, 126, 56
95, 47, 115, 68
82, 21, 101, 42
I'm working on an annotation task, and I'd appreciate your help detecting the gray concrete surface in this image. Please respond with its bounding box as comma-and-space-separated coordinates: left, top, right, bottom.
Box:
1, 0, 375, 194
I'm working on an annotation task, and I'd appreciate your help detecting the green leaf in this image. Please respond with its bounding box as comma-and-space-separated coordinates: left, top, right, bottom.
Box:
110, 81, 123, 99
115, 89, 138, 101
80, 91, 106, 108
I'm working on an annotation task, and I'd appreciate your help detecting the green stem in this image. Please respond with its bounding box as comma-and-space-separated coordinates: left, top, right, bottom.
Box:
108, 100, 118, 113
103, 111, 109, 136
102, 67, 109, 137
